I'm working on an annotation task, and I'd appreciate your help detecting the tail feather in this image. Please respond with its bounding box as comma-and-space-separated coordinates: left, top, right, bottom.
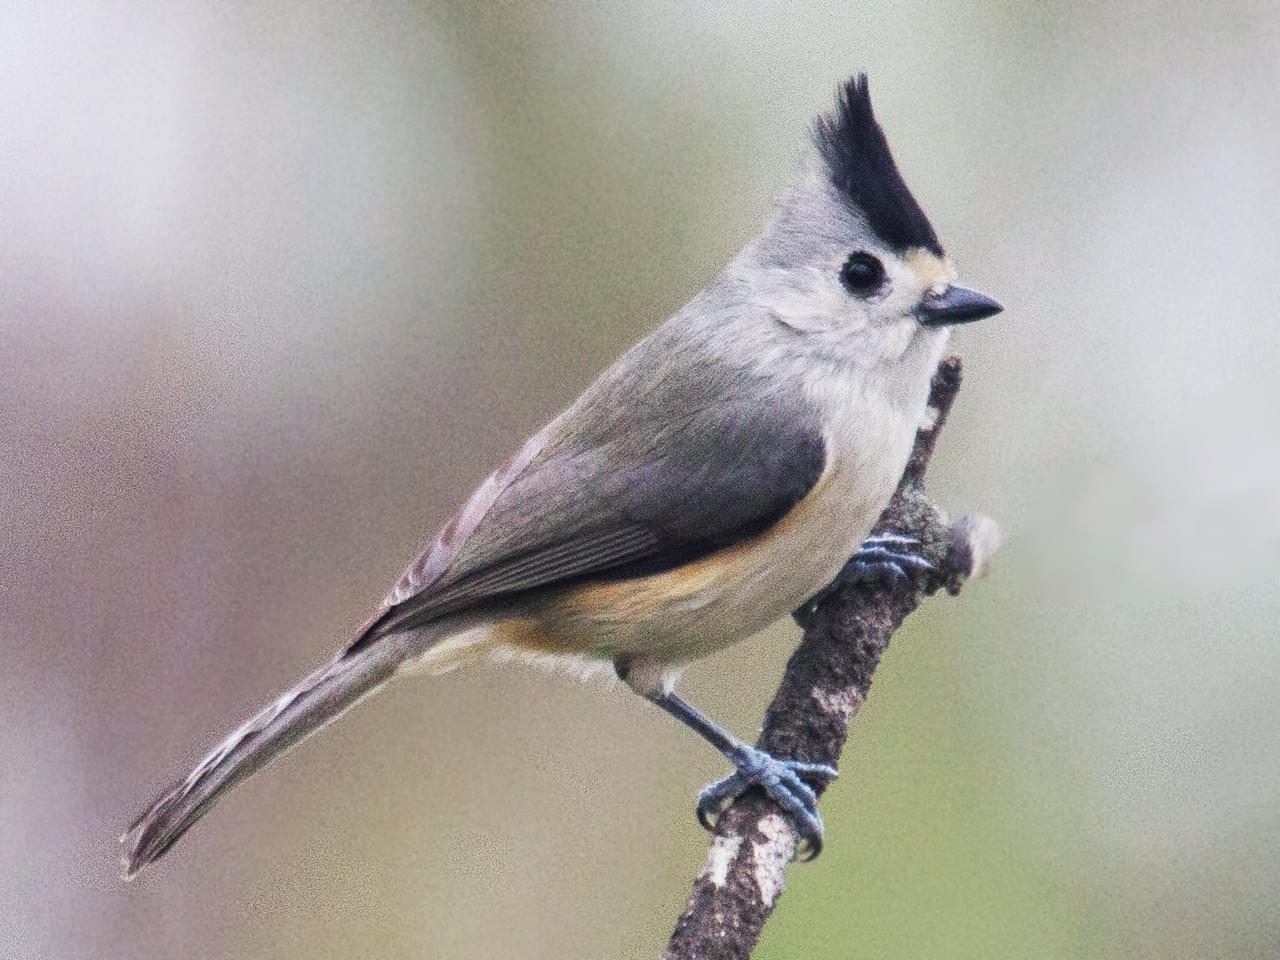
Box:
120, 639, 408, 879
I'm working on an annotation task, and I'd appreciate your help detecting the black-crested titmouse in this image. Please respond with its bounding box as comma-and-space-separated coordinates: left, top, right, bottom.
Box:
121, 74, 1002, 876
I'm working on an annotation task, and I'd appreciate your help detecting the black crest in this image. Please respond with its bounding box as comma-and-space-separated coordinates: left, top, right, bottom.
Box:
813, 74, 942, 256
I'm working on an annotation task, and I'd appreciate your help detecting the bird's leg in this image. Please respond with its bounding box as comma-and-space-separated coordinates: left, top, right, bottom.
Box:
631, 677, 837, 859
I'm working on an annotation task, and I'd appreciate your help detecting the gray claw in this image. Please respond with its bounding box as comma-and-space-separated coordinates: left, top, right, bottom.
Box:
863, 533, 918, 547
696, 774, 745, 830
842, 536, 934, 587
695, 748, 837, 860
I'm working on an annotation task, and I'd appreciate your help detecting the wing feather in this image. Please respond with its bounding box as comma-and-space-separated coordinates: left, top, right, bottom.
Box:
365, 525, 662, 637
348, 386, 828, 653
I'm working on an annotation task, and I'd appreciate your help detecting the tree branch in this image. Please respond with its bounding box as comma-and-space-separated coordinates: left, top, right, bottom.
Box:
661, 356, 1002, 960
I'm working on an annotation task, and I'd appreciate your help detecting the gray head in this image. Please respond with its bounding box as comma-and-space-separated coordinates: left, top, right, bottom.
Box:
723, 74, 1001, 369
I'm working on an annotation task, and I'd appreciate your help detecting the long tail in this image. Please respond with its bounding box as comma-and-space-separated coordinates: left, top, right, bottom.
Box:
120, 636, 415, 879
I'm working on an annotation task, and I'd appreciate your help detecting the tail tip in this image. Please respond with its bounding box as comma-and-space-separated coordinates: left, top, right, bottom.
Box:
118, 792, 180, 881
118, 822, 150, 881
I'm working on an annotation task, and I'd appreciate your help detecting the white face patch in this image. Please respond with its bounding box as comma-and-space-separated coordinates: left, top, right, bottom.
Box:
754, 264, 864, 337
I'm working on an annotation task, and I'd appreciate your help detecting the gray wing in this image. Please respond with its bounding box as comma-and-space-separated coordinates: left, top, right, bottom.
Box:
348, 393, 826, 652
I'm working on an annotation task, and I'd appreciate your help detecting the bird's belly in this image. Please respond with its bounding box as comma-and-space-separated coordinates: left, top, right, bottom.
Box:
509, 446, 900, 665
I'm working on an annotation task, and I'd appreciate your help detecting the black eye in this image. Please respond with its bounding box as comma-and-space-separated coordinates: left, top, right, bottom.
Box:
840, 252, 885, 294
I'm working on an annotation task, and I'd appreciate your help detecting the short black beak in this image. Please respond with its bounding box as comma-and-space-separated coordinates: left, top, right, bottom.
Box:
917, 285, 1004, 327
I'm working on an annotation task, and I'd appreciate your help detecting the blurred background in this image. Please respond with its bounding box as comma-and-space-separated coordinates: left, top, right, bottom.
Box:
3, 1, 1279, 957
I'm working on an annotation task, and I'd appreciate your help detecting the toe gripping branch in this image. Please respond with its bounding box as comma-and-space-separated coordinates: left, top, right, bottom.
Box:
662, 356, 1004, 960
696, 747, 836, 860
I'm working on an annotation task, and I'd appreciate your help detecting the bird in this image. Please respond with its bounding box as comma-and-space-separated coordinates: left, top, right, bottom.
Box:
120, 73, 1002, 878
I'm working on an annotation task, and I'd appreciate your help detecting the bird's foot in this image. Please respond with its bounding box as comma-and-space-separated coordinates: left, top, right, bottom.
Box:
840, 532, 934, 587
696, 747, 837, 860
793, 533, 936, 627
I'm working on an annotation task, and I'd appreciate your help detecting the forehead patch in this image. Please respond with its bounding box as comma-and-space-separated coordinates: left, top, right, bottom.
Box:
904, 248, 956, 291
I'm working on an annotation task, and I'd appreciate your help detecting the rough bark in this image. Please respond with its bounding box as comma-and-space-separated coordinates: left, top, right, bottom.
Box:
661, 356, 1001, 960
